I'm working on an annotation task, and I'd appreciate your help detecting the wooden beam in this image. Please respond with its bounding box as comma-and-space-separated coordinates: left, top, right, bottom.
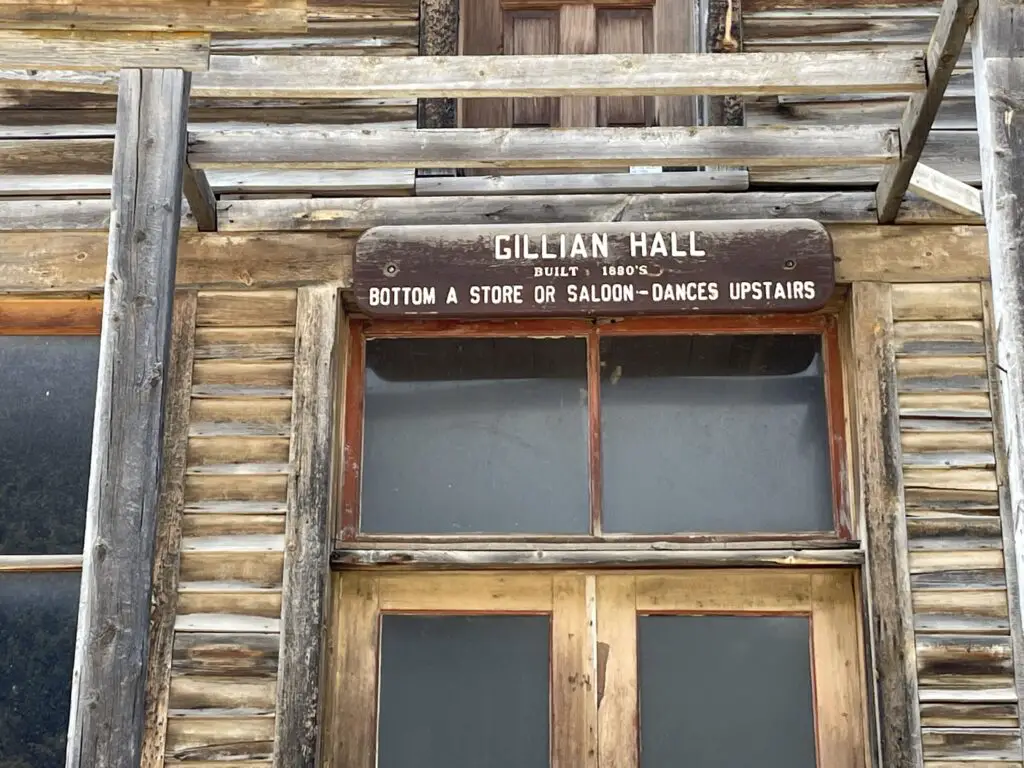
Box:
187, 125, 901, 170
332, 547, 865, 568
907, 162, 983, 218
65, 68, 190, 768
414, 170, 750, 196
217, 190, 980, 232
186, 51, 925, 99
0, 30, 210, 71
0, 0, 307, 32
275, 284, 340, 767
139, 289, 196, 768
850, 282, 923, 768
972, 0, 1024, 750
874, 0, 979, 222
0, 225, 990, 294
0, 231, 352, 291
182, 164, 217, 232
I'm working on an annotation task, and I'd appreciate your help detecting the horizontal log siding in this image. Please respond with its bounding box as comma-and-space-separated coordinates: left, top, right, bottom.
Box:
743, 4, 979, 189
892, 282, 1024, 766
162, 289, 297, 766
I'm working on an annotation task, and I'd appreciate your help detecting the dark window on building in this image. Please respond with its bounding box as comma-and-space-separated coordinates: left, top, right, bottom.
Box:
0, 299, 100, 766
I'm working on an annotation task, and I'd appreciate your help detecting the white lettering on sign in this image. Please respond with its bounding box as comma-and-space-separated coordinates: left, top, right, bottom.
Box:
368, 286, 437, 307
728, 280, 816, 301
470, 285, 525, 305
491, 230, 711, 260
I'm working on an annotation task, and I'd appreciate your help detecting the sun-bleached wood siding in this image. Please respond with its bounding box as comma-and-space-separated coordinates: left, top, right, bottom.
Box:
742, 2, 978, 188
156, 289, 297, 766
892, 282, 1024, 765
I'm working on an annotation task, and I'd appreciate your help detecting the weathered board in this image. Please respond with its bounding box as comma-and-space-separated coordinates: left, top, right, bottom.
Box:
352, 219, 836, 317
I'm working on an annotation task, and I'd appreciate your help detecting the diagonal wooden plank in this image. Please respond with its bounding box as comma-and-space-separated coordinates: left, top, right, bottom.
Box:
186, 125, 901, 170
875, 0, 980, 222
908, 162, 983, 217
182, 164, 217, 232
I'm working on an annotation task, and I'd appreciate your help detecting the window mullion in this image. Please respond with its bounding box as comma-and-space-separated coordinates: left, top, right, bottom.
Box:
588, 326, 603, 536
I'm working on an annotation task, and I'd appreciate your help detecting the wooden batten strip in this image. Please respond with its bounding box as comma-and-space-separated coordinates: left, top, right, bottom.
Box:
852, 283, 923, 766
163, 714, 275, 761
920, 702, 1020, 728
141, 291, 197, 768
172, 632, 280, 678
0, 30, 211, 72
181, 51, 927, 97
186, 125, 901, 170
892, 284, 984, 321
193, 327, 297, 360
274, 285, 337, 767
196, 291, 297, 327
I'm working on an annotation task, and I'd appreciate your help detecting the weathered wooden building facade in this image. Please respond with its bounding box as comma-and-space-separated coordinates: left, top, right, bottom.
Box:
1, 0, 1023, 766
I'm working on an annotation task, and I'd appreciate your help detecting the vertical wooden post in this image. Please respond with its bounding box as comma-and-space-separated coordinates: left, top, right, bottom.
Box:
65, 68, 190, 768
851, 283, 923, 768
418, 0, 460, 178
275, 284, 341, 767
972, 0, 1024, 739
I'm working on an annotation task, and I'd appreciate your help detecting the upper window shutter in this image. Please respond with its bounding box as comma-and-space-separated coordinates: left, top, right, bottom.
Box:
459, 0, 696, 129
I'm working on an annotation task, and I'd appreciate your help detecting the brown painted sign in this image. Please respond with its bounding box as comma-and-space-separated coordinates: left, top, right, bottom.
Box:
353, 219, 835, 317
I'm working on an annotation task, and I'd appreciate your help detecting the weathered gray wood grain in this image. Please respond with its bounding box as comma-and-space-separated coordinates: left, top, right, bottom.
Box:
852, 282, 923, 768
217, 190, 978, 232
65, 68, 190, 768
139, 290, 197, 768
176, 51, 928, 98
274, 285, 339, 768
186, 124, 901, 170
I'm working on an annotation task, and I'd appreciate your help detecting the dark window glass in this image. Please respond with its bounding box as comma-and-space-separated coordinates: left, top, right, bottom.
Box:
377, 615, 550, 768
0, 572, 80, 766
599, 334, 833, 533
0, 336, 99, 555
361, 337, 589, 534
638, 614, 816, 767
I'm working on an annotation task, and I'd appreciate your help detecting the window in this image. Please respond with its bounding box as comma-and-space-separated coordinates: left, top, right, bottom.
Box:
340, 314, 850, 541
0, 299, 101, 766
327, 312, 866, 768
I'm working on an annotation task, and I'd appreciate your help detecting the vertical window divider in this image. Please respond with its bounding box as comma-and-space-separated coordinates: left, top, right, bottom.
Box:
341, 319, 366, 541
588, 325, 604, 537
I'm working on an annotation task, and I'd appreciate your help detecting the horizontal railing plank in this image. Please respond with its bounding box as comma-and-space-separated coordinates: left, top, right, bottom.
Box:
187, 125, 902, 170
191, 51, 927, 98
0, 51, 926, 95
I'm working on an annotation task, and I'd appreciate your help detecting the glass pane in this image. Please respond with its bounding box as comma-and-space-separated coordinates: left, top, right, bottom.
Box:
377, 615, 550, 768
0, 336, 99, 555
361, 337, 589, 534
638, 615, 816, 767
0, 572, 80, 765
600, 334, 833, 533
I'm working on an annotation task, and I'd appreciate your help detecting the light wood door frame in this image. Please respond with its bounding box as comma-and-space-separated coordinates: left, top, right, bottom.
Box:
322, 569, 868, 768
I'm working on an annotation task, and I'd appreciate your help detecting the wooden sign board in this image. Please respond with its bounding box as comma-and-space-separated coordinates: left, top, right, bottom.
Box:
353, 219, 835, 317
